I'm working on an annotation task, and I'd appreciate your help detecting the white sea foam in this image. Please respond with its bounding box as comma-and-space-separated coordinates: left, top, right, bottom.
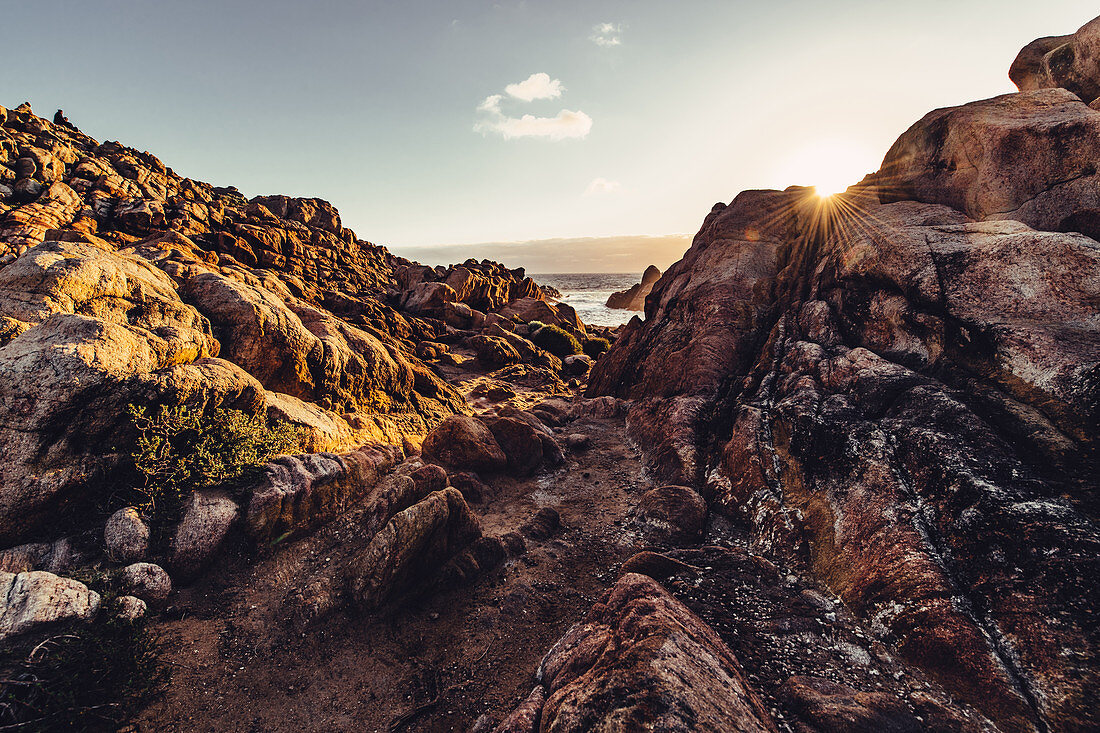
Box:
534, 273, 642, 327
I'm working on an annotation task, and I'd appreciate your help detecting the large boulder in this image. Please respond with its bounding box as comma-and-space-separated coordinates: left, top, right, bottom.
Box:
0, 570, 100, 641
421, 415, 507, 473
870, 89, 1100, 239
1010, 15, 1100, 104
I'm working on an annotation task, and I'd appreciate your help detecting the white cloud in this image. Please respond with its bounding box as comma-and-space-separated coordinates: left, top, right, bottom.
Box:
584, 177, 621, 195
475, 74, 592, 141
476, 106, 593, 141
591, 22, 622, 47
504, 72, 564, 101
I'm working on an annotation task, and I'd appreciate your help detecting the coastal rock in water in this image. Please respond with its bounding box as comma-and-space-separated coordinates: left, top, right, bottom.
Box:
1010, 15, 1100, 104
0, 570, 100, 641
605, 264, 661, 310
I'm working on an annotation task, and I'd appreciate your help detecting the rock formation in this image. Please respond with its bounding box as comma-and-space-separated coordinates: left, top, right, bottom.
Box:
2, 12, 1100, 733
584, 18, 1100, 731
605, 263, 661, 310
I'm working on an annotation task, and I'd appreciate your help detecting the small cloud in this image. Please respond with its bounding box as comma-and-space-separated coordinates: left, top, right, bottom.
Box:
591, 22, 622, 47
476, 106, 593, 141
584, 177, 621, 195
505, 72, 565, 102
475, 74, 591, 141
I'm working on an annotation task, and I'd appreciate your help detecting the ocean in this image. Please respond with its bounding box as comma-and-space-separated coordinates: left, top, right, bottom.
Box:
533, 273, 644, 328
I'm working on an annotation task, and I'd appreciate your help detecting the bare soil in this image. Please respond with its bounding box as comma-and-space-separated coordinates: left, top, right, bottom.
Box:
136, 386, 653, 732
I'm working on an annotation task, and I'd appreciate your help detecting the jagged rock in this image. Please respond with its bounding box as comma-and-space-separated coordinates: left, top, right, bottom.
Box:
113, 594, 147, 622
170, 489, 240, 581
344, 487, 482, 610
421, 415, 507, 473
633, 485, 707, 546
0, 570, 100, 641
468, 334, 523, 366
871, 89, 1100, 239
0, 182, 81, 247
401, 281, 457, 314
117, 562, 172, 606
483, 325, 562, 371
245, 444, 402, 543
605, 264, 661, 310
1010, 15, 1100, 104
592, 186, 1100, 729
104, 507, 150, 563
514, 573, 776, 732
496, 296, 582, 331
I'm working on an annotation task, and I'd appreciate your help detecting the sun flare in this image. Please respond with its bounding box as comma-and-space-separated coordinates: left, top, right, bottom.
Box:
775, 139, 880, 199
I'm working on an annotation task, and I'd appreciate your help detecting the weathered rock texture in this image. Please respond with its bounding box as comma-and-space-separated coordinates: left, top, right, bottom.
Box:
588, 21, 1100, 728
499, 572, 777, 732
1010, 15, 1100, 104
0, 570, 100, 641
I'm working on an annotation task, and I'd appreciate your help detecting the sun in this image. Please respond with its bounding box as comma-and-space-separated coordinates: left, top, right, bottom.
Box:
774, 139, 880, 199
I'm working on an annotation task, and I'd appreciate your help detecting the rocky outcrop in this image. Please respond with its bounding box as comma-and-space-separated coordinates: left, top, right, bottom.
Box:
869, 89, 1100, 240
588, 30, 1100, 726
498, 573, 777, 732
605, 264, 661, 310
344, 487, 482, 610
0, 104, 560, 546
1010, 15, 1100, 104
245, 443, 403, 543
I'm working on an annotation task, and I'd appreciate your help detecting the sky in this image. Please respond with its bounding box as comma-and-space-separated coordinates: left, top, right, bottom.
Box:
3, 1, 1095, 267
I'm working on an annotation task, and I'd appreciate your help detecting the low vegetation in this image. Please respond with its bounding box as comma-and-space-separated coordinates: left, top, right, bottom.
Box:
530, 324, 583, 359
0, 618, 169, 731
583, 337, 611, 359
127, 404, 300, 518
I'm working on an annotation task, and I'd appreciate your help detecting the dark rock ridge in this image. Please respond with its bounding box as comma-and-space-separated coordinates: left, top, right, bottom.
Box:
605, 263, 661, 310
587, 16, 1100, 732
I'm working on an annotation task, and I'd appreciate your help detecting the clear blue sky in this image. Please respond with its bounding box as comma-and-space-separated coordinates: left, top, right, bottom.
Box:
3, 1, 1094, 250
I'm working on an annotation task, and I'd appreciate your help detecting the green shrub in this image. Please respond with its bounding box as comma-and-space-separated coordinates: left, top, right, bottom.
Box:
128, 405, 300, 517
583, 337, 611, 359
530, 324, 582, 359
0, 619, 169, 730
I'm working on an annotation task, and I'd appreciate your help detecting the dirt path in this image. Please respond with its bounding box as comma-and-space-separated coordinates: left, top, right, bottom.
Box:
136, 405, 652, 732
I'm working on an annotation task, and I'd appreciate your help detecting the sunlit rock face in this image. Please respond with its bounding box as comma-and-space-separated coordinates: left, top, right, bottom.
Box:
1010, 14, 1100, 105
871, 89, 1100, 240
589, 44, 1100, 727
